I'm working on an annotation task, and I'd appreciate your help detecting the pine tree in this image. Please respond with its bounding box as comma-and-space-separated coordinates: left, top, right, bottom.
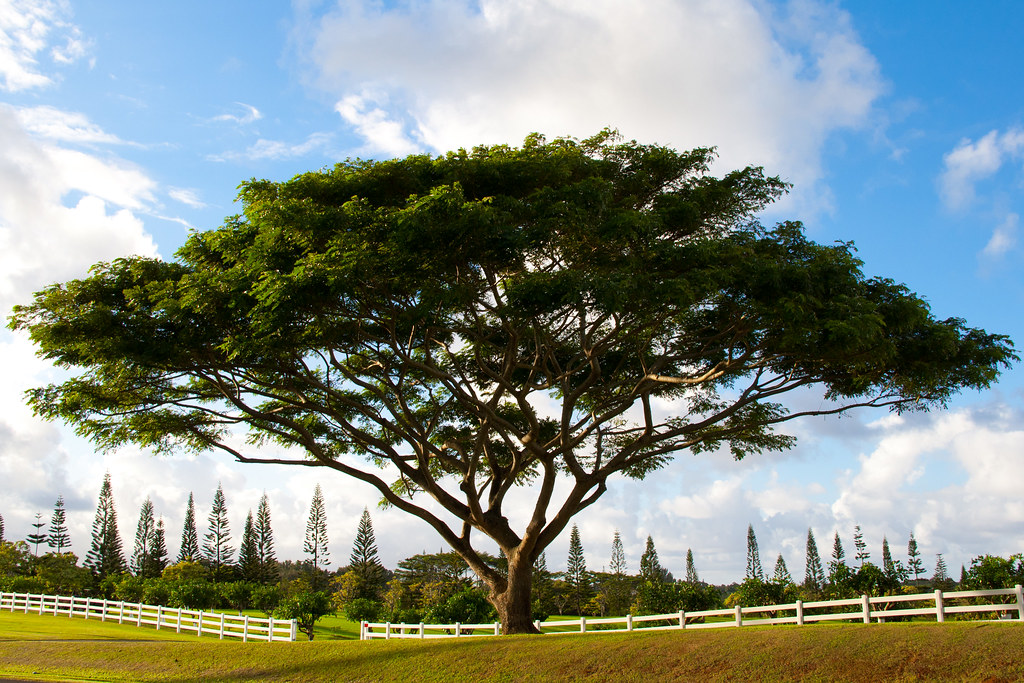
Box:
202, 483, 234, 577
48, 495, 71, 553
565, 524, 590, 616
26, 512, 48, 555
131, 497, 156, 577
349, 507, 385, 588
304, 484, 329, 586
685, 548, 699, 583
745, 524, 763, 580
934, 554, 949, 583
907, 531, 924, 581
84, 472, 127, 578
881, 536, 894, 577
804, 528, 824, 590
959, 564, 967, 586
0, 512, 4, 542
149, 518, 168, 577
639, 535, 665, 582
773, 553, 792, 584
254, 493, 278, 584
178, 492, 199, 563
828, 531, 846, 581
609, 529, 627, 576
853, 525, 869, 567
238, 510, 260, 582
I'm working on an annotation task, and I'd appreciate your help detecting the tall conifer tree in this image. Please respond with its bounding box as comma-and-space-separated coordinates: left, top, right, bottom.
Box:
609, 530, 627, 576
349, 507, 384, 588
254, 493, 278, 584
745, 524, 763, 580
685, 548, 699, 584
48, 495, 71, 553
131, 497, 156, 577
149, 518, 168, 577
639, 535, 664, 582
853, 525, 869, 567
304, 484, 329, 586
238, 510, 260, 582
202, 483, 234, 577
84, 472, 126, 578
773, 553, 792, 584
178, 492, 199, 563
907, 531, 924, 581
804, 528, 824, 590
565, 524, 590, 616
26, 512, 48, 555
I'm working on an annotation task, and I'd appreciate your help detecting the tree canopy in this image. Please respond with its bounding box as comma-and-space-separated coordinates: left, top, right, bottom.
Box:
9, 131, 1015, 632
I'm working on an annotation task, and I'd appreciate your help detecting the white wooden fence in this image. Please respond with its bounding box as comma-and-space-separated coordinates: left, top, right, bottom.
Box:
0, 591, 296, 642
361, 584, 1024, 640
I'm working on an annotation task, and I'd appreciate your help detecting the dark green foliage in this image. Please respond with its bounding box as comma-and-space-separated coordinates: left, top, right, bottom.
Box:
348, 507, 385, 595
730, 577, 797, 608
343, 597, 383, 623
252, 583, 284, 616
853, 525, 869, 567
639, 536, 668, 583
934, 554, 950, 584
178, 492, 199, 563
253, 494, 279, 585
772, 553, 792, 585
84, 473, 126, 579
47, 496, 71, 553
275, 591, 333, 640
11, 132, 1015, 632
962, 554, 1024, 590
425, 588, 497, 625
828, 531, 847, 583
169, 580, 220, 610
220, 581, 255, 613
202, 484, 234, 579
131, 497, 156, 577
238, 511, 260, 582
634, 579, 721, 617
804, 528, 824, 591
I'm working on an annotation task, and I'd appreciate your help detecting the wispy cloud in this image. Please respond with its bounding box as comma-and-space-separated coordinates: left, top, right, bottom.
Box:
981, 212, 1018, 259
210, 102, 263, 125
13, 105, 123, 145
210, 132, 332, 162
168, 187, 206, 209
0, 0, 90, 92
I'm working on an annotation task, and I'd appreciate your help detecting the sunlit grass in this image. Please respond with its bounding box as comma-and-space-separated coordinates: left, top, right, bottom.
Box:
2, 609, 1023, 682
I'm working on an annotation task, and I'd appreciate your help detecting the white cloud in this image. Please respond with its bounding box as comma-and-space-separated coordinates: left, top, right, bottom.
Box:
168, 187, 207, 209
0, 0, 88, 91
211, 102, 263, 125
301, 0, 882, 216
982, 212, 1018, 259
940, 128, 1024, 211
211, 132, 333, 162
13, 105, 123, 145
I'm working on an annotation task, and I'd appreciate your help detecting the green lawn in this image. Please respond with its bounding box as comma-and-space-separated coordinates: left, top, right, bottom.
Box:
2, 609, 1024, 682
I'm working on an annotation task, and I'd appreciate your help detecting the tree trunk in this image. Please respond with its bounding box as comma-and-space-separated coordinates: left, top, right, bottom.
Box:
490, 553, 540, 635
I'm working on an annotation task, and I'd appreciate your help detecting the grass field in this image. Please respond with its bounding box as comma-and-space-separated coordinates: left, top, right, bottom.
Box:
1, 609, 1023, 682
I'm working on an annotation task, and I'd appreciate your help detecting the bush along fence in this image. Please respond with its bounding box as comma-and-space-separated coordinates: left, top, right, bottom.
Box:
1, 591, 297, 642
361, 585, 1024, 640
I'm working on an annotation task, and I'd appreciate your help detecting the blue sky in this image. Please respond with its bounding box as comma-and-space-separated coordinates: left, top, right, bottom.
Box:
1, 0, 1022, 583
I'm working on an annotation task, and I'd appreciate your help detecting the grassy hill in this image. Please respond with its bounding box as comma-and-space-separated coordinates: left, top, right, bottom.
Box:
1, 610, 1023, 682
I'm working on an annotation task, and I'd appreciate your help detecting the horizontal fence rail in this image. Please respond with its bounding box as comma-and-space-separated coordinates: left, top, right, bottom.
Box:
361, 584, 1024, 640
0, 591, 296, 642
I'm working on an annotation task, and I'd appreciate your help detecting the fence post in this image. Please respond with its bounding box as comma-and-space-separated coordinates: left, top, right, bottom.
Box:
291, 620, 298, 641
419, 622, 425, 640
535, 620, 542, 633
268, 616, 275, 642
735, 605, 743, 627
627, 614, 633, 631
137, 603, 143, 627
156, 605, 162, 630
1015, 585, 1024, 621
220, 613, 226, 639
680, 610, 686, 629
796, 600, 804, 626
38, 595, 44, 616
861, 595, 871, 624
198, 611, 204, 637
455, 622, 462, 637
176, 607, 182, 634
580, 616, 587, 633
494, 621, 500, 636
934, 590, 945, 623
24, 594, 30, 614
385, 622, 392, 640
117, 601, 124, 624
243, 615, 250, 643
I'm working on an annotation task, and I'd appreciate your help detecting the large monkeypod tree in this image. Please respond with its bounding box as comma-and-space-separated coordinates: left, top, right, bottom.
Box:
10, 132, 1015, 633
